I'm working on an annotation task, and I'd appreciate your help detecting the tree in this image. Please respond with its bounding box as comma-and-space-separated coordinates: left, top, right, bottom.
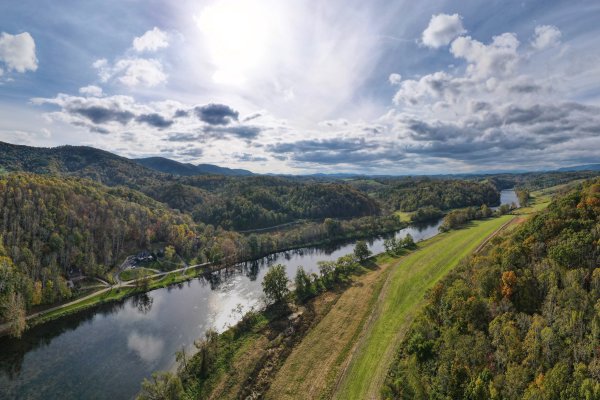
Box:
137, 372, 183, 400
402, 233, 416, 249
354, 240, 371, 262
294, 266, 314, 302
164, 245, 176, 261
384, 237, 397, 254
262, 264, 290, 304
3, 292, 26, 338
480, 204, 492, 218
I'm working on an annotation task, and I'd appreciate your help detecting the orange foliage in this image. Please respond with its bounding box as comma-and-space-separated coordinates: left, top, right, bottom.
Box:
501, 270, 517, 298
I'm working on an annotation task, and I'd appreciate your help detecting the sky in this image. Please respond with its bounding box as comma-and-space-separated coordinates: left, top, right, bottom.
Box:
1, 0, 599, 174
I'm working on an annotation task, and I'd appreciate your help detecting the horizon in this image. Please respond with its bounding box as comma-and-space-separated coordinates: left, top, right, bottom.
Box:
1, 0, 600, 174
2, 138, 597, 177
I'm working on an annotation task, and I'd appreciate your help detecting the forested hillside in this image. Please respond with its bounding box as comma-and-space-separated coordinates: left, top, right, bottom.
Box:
373, 178, 500, 212
164, 177, 381, 230
135, 156, 254, 176
0, 174, 207, 313
384, 180, 600, 399
0, 141, 162, 188
0, 142, 382, 230
0, 173, 397, 335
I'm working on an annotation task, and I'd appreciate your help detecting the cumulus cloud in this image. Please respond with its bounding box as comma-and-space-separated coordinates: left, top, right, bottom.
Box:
531, 25, 561, 50
266, 137, 405, 165
194, 103, 239, 125
0, 32, 37, 73
395, 102, 600, 162
73, 106, 135, 125
389, 73, 402, 85
422, 13, 466, 48
204, 125, 261, 139
31, 93, 171, 131
132, 27, 169, 52
385, 16, 600, 170
166, 132, 198, 142
94, 57, 167, 87
450, 33, 520, 78
32, 92, 264, 146
79, 85, 103, 97
135, 113, 173, 128
392, 71, 461, 105
236, 153, 268, 162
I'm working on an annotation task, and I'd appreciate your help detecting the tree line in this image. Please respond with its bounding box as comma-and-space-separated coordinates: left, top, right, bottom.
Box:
383, 179, 600, 399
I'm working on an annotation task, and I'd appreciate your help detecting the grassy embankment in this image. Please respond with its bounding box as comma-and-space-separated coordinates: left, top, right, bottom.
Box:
330, 192, 552, 399
267, 190, 553, 399
331, 215, 513, 399
147, 187, 555, 398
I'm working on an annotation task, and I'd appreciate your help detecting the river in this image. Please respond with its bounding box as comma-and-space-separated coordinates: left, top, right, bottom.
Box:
0, 190, 517, 399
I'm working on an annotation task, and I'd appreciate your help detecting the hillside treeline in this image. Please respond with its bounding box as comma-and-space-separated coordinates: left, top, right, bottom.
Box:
146, 177, 381, 230
373, 179, 500, 212
0, 174, 203, 310
0, 173, 400, 331
384, 180, 600, 399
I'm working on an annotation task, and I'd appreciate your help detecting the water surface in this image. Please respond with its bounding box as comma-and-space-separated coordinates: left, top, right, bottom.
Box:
0, 190, 516, 399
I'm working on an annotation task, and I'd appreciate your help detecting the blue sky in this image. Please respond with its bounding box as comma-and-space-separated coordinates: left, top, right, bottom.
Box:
1, 0, 599, 174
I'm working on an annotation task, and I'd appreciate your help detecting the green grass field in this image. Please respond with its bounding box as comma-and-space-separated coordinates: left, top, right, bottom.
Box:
119, 267, 156, 281
334, 215, 515, 399
393, 210, 413, 223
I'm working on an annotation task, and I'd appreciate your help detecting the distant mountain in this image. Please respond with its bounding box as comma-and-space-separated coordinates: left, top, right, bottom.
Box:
0, 141, 161, 187
557, 164, 600, 172
135, 156, 254, 176
0, 142, 254, 189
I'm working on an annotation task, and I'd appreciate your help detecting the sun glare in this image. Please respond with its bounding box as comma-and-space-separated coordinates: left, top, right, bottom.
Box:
197, 0, 273, 85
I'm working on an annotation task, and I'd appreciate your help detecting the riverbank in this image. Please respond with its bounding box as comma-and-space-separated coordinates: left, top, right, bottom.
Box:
166, 213, 519, 399
0, 217, 409, 337
331, 191, 552, 399
196, 192, 553, 399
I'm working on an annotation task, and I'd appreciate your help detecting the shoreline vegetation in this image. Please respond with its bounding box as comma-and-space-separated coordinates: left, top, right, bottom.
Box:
0, 183, 556, 337
137, 185, 564, 399
2, 157, 595, 339
0, 217, 407, 337
383, 179, 600, 399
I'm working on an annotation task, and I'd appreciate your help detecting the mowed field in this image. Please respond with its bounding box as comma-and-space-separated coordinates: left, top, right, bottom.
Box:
334, 215, 514, 399
267, 214, 515, 400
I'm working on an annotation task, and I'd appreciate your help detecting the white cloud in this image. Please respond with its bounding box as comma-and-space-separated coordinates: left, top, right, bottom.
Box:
94, 57, 167, 88
450, 33, 519, 79
531, 25, 561, 50
79, 85, 103, 97
0, 32, 38, 73
132, 27, 169, 52
389, 73, 402, 85
385, 17, 600, 172
422, 13, 466, 48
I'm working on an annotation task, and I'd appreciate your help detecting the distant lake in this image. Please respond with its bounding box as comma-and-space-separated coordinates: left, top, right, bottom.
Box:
0, 190, 517, 399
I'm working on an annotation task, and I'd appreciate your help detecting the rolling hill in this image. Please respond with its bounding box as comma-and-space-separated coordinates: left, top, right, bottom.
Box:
135, 156, 254, 176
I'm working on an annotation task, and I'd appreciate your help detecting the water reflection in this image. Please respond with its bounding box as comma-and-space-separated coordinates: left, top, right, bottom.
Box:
0, 212, 449, 400
127, 331, 165, 363
132, 293, 154, 315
